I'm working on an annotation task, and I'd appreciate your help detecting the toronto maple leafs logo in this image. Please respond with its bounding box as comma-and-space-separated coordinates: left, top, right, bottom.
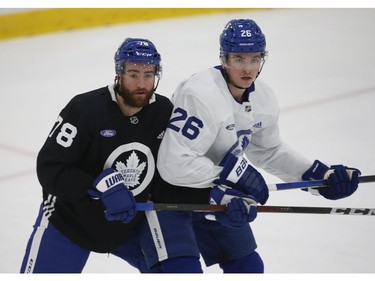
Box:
104, 142, 155, 196
230, 135, 251, 156
115, 151, 146, 187
241, 136, 250, 150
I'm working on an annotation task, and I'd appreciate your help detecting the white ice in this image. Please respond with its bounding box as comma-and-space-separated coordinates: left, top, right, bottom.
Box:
0, 8, 375, 274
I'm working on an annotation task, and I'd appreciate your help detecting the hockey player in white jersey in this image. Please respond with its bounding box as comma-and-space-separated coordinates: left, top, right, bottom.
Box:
141, 19, 362, 273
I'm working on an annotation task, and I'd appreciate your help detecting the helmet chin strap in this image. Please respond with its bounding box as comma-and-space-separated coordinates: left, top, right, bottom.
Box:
153, 75, 160, 92
114, 76, 120, 94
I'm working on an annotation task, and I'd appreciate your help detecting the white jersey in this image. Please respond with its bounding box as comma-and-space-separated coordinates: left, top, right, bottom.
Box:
157, 66, 312, 189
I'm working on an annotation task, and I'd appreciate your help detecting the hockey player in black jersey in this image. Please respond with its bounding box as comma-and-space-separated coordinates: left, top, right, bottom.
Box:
20, 37, 173, 273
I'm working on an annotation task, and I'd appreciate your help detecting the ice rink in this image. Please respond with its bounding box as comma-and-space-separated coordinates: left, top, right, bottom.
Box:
0, 8, 375, 274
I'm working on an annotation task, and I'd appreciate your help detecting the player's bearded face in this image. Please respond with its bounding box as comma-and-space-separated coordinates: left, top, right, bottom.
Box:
117, 63, 156, 108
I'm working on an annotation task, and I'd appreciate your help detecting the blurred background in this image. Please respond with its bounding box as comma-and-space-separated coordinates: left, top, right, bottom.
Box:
0, 7, 375, 274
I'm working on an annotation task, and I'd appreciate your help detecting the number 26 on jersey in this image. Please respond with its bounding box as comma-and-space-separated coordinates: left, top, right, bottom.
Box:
168, 107, 203, 140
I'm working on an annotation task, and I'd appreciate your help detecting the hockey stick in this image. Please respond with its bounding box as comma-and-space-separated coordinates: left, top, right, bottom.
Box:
267, 175, 375, 191
135, 175, 375, 215
135, 202, 375, 216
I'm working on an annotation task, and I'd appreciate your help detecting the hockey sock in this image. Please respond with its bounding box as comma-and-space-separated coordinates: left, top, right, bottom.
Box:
220, 251, 264, 273
160, 256, 203, 273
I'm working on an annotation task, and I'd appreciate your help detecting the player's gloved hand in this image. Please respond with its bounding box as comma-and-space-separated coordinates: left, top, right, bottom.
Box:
209, 186, 257, 227
214, 153, 269, 205
88, 168, 136, 223
302, 160, 361, 200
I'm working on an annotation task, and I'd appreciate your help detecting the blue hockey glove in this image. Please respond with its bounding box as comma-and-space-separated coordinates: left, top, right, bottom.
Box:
302, 160, 361, 200
88, 168, 136, 223
214, 154, 269, 205
209, 186, 257, 227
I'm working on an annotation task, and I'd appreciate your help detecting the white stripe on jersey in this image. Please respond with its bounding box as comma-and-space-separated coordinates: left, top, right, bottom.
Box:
23, 195, 56, 273
145, 210, 168, 262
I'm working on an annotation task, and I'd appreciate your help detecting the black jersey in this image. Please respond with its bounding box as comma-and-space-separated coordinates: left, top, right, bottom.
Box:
36, 85, 173, 253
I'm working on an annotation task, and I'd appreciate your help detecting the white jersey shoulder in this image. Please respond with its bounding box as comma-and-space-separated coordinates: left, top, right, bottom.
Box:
171, 67, 233, 122
250, 79, 279, 117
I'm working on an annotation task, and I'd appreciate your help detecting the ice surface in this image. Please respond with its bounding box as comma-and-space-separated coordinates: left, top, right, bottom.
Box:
0, 8, 375, 275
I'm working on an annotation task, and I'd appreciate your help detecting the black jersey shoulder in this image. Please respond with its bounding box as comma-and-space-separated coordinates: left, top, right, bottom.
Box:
148, 93, 173, 113
66, 86, 113, 115
153, 92, 173, 107
147, 93, 173, 119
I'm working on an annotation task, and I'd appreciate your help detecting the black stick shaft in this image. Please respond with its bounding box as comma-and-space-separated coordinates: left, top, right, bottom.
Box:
135, 203, 375, 216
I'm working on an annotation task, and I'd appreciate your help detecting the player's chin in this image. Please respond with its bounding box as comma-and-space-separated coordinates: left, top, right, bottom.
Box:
132, 96, 151, 107
239, 80, 253, 88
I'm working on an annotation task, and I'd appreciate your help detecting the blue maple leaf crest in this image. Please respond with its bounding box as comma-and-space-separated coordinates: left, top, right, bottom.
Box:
241, 136, 250, 150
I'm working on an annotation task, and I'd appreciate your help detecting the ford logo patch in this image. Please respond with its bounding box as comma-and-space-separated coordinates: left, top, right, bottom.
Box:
100, 130, 116, 137
226, 124, 235, 130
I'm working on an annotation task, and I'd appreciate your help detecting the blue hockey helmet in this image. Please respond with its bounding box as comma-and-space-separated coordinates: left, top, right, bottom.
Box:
220, 19, 266, 56
114, 38, 162, 77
